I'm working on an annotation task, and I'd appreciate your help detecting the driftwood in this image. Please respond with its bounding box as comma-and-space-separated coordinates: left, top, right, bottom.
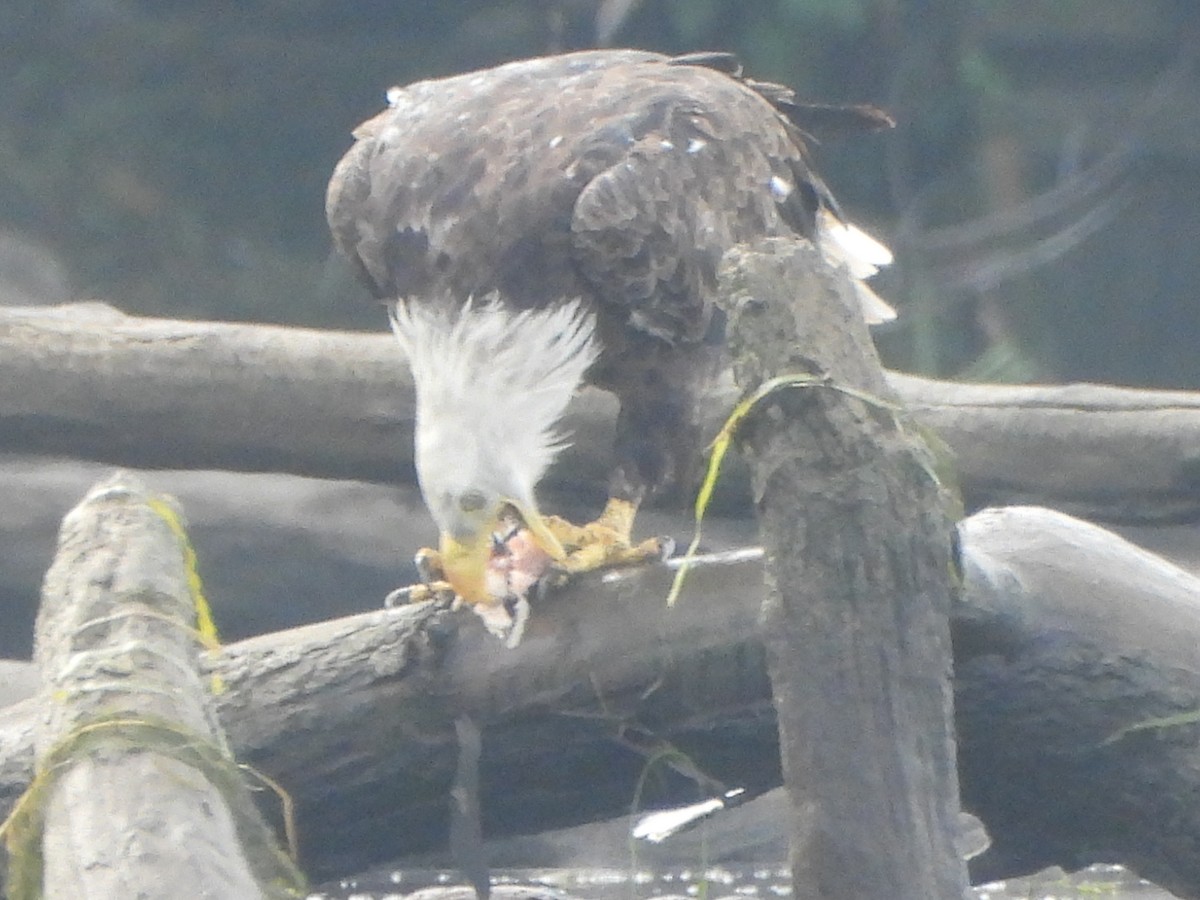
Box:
0, 277, 1197, 896
0, 459, 1196, 666
0, 457, 434, 659
887, 372, 1200, 521
0, 457, 766, 662
3, 473, 303, 899
715, 241, 965, 898
4, 506, 770, 883
3, 303, 1200, 521
956, 506, 1200, 898
4, 488, 1200, 896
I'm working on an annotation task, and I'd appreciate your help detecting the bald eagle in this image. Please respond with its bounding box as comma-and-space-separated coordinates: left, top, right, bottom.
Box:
326, 49, 894, 612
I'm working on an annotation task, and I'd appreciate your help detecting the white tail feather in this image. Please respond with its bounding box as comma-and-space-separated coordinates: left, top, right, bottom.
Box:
817, 208, 897, 323
852, 280, 898, 325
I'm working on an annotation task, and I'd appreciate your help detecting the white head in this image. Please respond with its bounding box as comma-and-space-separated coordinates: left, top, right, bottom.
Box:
389, 295, 598, 602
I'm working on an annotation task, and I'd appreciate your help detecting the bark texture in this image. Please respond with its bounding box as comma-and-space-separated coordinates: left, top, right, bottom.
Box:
716, 240, 967, 899
957, 506, 1200, 898
3, 499, 1200, 894
8, 472, 302, 899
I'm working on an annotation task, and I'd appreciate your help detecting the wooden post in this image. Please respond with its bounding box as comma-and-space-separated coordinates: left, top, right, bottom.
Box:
10, 472, 303, 899
717, 239, 968, 898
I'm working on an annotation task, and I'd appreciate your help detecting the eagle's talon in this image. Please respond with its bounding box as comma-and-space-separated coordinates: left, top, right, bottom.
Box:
414, 547, 444, 585
532, 575, 554, 604
541, 498, 672, 577
552, 533, 672, 576
534, 569, 570, 598
383, 586, 409, 609
385, 579, 457, 608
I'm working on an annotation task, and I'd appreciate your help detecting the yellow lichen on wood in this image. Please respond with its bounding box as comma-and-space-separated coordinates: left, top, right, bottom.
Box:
1, 714, 306, 899
668, 374, 904, 607
146, 495, 220, 649
146, 494, 227, 696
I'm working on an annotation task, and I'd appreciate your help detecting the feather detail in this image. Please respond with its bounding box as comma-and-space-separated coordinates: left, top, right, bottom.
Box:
817, 208, 897, 323
852, 279, 899, 326
817, 208, 893, 278
389, 295, 598, 516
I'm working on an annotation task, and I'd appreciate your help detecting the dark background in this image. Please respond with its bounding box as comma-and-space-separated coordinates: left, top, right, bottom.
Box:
1, 0, 1198, 385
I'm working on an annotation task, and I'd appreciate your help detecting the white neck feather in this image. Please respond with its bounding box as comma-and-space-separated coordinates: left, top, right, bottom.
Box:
389, 295, 598, 509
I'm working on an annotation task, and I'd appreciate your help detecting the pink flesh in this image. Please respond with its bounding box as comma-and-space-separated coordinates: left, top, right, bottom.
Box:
484, 525, 553, 602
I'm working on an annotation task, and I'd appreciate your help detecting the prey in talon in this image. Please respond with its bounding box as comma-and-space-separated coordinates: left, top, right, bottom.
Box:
326, 51, 896, 642
485, 507, 557, 603
479, 508, 557, 646
393, 506, 560, 646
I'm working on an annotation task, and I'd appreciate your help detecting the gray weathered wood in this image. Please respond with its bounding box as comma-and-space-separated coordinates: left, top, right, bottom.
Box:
3, 304, 1200, 520
1, 458, 1196, 669
888, 372, 1200, 520
13, 472, 302, 899
4, 499, 1200, 894
717, 240, 967, 899
957, 506, 1200, 899
0, 302, 613, 488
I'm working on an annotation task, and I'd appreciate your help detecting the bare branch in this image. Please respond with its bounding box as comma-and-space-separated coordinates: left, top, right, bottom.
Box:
4, 304, 1199, 521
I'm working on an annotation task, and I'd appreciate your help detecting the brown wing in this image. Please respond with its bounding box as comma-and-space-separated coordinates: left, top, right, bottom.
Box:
326, 50, 665, 310
326, 50, 842, 343
568, 60, 829, 343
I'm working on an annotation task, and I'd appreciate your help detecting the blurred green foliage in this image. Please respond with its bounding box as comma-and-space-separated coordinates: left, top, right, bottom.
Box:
0, 0, 1197, 386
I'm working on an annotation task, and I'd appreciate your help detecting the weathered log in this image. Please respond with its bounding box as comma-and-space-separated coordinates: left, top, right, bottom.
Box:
4, 472, 303, 899
956, 506, 1200, 898
714, 240, 966, 898
0, 302, 610, 487
0, 457, 436, 659
3, 496, 1200, 895
887, 372, 1200, 521
4, 304, 1200, 521
0, 663, 36, 709
1, 458, 1197, 667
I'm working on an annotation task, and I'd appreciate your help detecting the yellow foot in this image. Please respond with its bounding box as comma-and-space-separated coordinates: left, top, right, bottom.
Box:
383, 547, 457, 607
383, 541, 535, 648
544, 497, 674, 576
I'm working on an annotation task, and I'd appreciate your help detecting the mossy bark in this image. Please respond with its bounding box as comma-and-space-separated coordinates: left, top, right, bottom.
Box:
717, 239, 967, 899
12, 472, 304, 899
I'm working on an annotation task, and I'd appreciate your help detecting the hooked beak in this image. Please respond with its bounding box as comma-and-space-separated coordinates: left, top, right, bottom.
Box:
439, 502, 566, 605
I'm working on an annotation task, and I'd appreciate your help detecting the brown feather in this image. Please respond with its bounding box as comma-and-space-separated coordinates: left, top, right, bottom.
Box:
326, 50, 890, 502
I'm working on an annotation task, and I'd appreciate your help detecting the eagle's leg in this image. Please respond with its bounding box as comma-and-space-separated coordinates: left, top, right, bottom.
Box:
543, 497, 671, 575
537, 353, 709, 577
538, 349, 713, 578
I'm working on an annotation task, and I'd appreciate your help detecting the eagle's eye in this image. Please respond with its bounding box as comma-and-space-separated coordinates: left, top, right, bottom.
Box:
458, 490, 488, 513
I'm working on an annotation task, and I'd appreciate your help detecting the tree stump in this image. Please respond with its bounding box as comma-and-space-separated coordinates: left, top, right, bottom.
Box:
716, 239, 967, 899
6, 472, 303, 899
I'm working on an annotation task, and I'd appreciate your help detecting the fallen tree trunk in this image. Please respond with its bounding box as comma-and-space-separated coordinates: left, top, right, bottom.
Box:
3, 304, 1200, 521
956, 506, 1200, 896
3, 472, 303, 898
887, 372, 1200, 521
3, 496, 1199, 895
0, 458, 1196, 666
716, 240, 966, 899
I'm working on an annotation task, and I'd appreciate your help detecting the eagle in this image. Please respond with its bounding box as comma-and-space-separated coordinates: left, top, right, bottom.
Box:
326, 49, 894, 616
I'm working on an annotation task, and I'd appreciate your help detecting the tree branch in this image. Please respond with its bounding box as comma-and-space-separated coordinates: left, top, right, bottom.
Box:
716, 240, 966, 899
3, 304, 1200, 521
